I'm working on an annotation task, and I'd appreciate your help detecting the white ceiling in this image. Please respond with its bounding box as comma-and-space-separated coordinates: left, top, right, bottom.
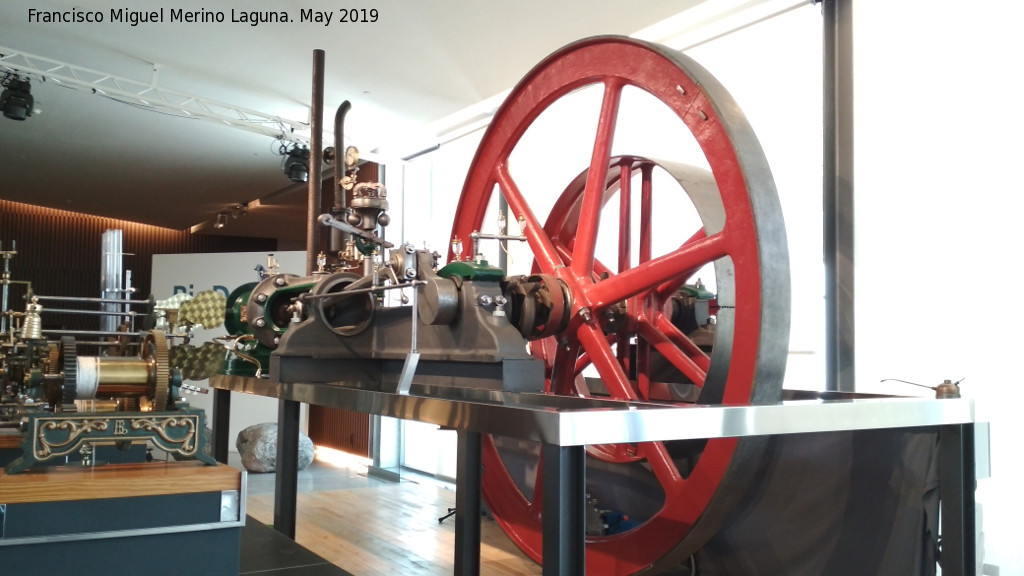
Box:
0, 0, 702, 246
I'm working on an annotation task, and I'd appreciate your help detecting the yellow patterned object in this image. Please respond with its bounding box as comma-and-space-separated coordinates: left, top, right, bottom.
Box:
177, 290, 227, 329
170, 342, 227, 381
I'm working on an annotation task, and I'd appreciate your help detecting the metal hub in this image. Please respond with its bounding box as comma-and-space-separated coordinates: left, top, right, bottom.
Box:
503, 274, 571, 340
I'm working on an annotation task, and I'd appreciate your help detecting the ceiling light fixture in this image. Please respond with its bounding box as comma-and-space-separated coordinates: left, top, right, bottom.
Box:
281, 144, 310, 183
214, 212, 228, 229
1, 75, 33, 121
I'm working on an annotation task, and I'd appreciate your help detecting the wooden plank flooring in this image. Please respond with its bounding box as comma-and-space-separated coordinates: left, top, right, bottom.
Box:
244, 463, 542, 576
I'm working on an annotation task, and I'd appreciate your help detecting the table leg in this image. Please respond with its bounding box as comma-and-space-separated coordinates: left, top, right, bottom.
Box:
212, 388, 231, 464
274, 397, 301, 539
455, 430, 482, 576
542, 443, 585, 576
939, 423, 977, 575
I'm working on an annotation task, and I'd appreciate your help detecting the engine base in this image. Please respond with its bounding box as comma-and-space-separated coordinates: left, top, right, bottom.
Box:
271, 279, 544, 394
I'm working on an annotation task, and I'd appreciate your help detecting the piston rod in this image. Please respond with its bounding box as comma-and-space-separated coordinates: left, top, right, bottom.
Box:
34, 295, 151, 306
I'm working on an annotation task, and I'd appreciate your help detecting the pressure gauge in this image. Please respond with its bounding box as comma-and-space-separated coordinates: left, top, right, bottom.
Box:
345, 146, 359, 167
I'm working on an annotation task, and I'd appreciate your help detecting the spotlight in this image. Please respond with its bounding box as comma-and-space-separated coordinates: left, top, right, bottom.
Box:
1, 76, 33, 121
214, 213, 228, 229
282, 145, 310, 183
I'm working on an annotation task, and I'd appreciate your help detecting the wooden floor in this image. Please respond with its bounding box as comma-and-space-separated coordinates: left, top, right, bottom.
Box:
243, 459, 542, 576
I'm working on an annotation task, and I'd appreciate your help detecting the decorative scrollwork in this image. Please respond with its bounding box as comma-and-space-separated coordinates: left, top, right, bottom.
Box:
7, 409, 216, 475
34, 419, 109, 458
131, 416, 199, 455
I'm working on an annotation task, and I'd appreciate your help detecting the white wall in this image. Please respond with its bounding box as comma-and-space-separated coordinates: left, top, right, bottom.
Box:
151, 250, 307, 450
401, 130, 485, 254
853, 2, 1024, 573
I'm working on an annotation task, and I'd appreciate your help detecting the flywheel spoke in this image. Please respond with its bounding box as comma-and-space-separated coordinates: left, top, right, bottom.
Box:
654, 313, 711, 372
589, 232, 728, 309
636, 330, 652, 400
574, 350, 591, 378
551, 239, 573, 269
638, 441, 686, 494
637, 313, 708, 386
528, 456, 546, 515
571, 80, 625, 279
495, 162, 563, 273
550, 341, 582, 396
576, 322, 636, 400
654, 227, 711, 301
618, 162, 632, 273
639, 162, 654, 265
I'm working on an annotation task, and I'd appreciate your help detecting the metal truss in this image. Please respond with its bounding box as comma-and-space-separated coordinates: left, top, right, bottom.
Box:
0, 45, 311, 145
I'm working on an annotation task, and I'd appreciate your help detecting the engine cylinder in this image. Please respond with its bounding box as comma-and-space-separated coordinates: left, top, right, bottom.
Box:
311, 272, 375, 336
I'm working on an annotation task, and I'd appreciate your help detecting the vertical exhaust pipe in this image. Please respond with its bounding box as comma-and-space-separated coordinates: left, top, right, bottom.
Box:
331, 101, 352, 255
306, 49, 326, 276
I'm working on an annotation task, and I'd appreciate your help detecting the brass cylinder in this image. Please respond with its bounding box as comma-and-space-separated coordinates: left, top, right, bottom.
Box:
74, 399, 120, 412
76, 356, 153, 398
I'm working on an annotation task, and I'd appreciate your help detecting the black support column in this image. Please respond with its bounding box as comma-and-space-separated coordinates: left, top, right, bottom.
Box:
939, 423, 977, 575
274, 397, 301, 539
455, 430, 482, 576
212, 387, 231, 464
542, 443, 586, 575
822, 0, 856, 392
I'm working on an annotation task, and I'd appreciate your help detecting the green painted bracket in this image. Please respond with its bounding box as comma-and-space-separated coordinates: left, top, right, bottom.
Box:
5, 408, 217, 474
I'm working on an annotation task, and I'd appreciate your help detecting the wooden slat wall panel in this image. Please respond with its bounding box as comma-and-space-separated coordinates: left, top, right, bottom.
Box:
308, 405, 370, 458
1, 199, 275, 331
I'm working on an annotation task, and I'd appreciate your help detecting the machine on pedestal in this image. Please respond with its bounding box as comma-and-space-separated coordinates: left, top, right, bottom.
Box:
0, 233, 216, 474
1, 235, 244, 576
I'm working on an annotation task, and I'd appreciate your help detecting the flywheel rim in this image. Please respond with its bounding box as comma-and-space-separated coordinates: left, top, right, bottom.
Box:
448, 36, 790, 574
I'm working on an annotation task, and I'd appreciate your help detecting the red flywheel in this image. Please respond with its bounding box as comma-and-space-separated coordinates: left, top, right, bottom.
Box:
449, 36, 790, 575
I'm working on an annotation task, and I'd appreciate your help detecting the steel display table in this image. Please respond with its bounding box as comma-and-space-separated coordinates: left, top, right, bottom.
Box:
209, 375, 977, 576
